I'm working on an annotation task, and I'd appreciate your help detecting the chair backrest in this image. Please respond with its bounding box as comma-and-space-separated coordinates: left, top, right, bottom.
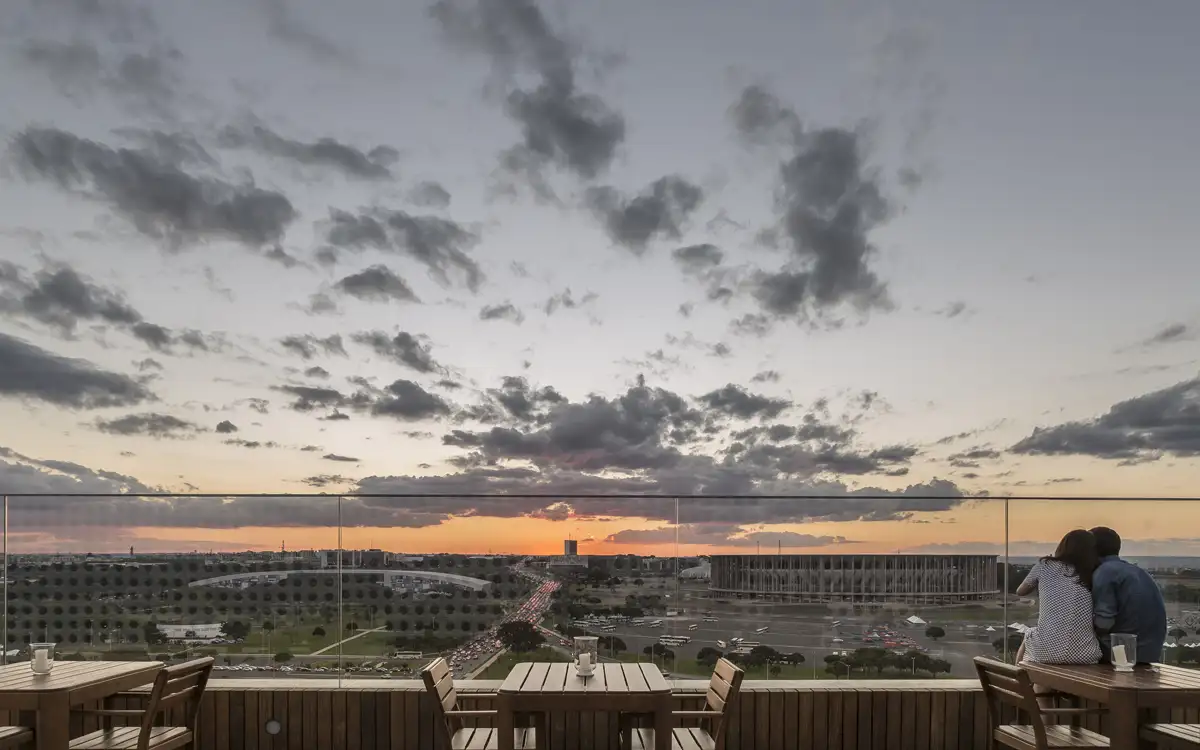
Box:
705, 658, 744, 750
139, 658, 214, 750
421, 657, 458, 744
974, 657, 1048, 749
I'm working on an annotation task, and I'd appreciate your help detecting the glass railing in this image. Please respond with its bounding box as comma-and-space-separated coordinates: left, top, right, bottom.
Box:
0, 493, 1187, 684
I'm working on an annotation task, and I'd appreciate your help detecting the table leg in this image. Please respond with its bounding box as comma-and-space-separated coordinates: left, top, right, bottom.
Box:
497, 694, 515, 750
654, 694, 672, 750
1108, 690, 1139, 750
36, 694, 70, 750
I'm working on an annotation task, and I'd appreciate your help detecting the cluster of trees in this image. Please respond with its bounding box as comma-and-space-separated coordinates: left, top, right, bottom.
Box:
824, 648, 951, 678
696, 645, 805, 676
498, 622, 546, 653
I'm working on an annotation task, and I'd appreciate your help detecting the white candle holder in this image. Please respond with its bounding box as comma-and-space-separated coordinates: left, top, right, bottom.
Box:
30, 643, 55, 675
573, 636, 598, 677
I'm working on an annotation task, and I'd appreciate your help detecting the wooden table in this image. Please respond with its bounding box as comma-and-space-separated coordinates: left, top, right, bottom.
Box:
497, 662, 672, 750
0, 661, 162, 750
1023, 663, 1200, 750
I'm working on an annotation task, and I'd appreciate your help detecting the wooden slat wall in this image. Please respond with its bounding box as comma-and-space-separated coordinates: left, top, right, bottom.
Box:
0, 678, 1188, 750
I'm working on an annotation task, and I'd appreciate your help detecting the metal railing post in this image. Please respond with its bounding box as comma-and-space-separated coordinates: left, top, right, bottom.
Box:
2, 494, 6, 666
337, 495, 344, 687
1003, 497, 1010, 662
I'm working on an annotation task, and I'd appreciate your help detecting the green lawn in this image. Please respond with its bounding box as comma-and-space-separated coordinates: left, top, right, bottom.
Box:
480, 648, 571, 679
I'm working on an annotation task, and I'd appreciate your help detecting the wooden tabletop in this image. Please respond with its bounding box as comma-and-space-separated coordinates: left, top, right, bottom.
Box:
1021, 662, 1200, 707
499, 662, 671, 695
0, 661, 162, 710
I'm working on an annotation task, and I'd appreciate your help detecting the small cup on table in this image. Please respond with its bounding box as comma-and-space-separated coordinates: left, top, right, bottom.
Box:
1110, 633, 1137, 672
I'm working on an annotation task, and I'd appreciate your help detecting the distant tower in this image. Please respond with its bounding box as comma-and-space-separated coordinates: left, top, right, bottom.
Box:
129, 545, 134, 558
564, 539, 578, 556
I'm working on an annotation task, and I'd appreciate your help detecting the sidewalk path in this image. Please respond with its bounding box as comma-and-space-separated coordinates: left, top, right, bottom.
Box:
310, 626, 385, 656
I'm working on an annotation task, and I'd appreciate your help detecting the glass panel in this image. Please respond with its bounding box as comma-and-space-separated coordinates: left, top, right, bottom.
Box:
3, 493, 338, 680
673, 494, 1008, 679
1011, 498, 1192, 670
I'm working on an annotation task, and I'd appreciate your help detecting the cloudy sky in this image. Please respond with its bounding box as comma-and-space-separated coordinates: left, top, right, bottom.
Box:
1, 0, 1199, 555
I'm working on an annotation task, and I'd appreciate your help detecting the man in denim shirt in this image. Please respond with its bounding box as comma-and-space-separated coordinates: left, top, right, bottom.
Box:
1090, 526, 1167, 664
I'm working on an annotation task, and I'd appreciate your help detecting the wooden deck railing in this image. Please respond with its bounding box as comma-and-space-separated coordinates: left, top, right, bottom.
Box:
10, 677, 1198, 750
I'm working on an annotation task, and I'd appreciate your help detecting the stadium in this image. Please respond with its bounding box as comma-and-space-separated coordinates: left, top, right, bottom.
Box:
708, 553, 999, 604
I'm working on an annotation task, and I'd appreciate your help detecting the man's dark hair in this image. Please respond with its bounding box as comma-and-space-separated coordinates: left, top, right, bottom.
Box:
1090, 526, 1121, 557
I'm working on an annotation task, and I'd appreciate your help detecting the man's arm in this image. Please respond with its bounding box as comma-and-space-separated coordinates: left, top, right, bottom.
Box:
1093, 565, 1118, 634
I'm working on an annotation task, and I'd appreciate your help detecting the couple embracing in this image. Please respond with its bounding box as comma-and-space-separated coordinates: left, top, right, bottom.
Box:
1017, 526, 1167, 666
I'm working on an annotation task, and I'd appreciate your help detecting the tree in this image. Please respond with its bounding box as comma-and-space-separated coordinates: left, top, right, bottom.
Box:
345, 621, 359, 633
784, 652, 806, 666
143, 621, 166, 646
925, 626, 946, 641
1169, 627, 1188, 640
633, 579, 644, 586
312, 626, 326, 637
221, 621, 250, 641
696, 647, 723, 667
262, 620, 275, 634
599, 636, 627, 655
748, 645, 780, 668
274, 652, 293, 663
497, 621, 545, 653
769, 664, 782, 678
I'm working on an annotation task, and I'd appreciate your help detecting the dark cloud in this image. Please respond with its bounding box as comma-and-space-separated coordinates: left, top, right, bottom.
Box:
585, 176, 704, 252
218, 124, 397, 179
432, 0, 625, 182
1140, 323, 1192, 347
279, 334, 346, 360
263, 246, 303, 269
709, 342, 732, 358
351, 331, 439, 373
304, 366, 330, 379
409, 181, 452, 208
0, 262, 140, 332
302, 474, 354, 488
134, 358, 162, 372
751, 370, 781, 383
672, 244, 724, 274
479, 302, 525, 324
11, 127, 297, 247
225, 439, 280, 449
698, 384, 790, 420
215, 420, 238, 434
322, 453, 360, 463
479, 376, 565, 423
543, 289, 597, 315
0, 332, 154, 409
0, 261, 208, 353
273, 384, 367, 413
323, 209, 482, 291
935, 301, 969, 319
19, 38, 183, 116
320, 410, 350, 421
332, 265, 419, 303
948, 447, 1000, 465
1011, 376, 1200, 462
372, 380, 453, 421
731, 86, 892, 322
96, 413, 200, 438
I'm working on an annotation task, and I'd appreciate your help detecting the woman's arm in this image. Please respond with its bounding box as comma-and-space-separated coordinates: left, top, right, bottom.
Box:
1015, 562, 1040, 596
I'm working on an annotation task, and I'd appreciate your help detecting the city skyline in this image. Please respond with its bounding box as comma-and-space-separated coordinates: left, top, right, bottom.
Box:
2, 0, 1200, 554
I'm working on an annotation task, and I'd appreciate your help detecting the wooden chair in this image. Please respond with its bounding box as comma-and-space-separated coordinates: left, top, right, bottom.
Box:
0, 727, 32, 749
70, 658, 213, 750
421, 658, 538, 750
626, 658, 743, 750
974, 657, 1109, 750
1142, 724, 1200, 749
